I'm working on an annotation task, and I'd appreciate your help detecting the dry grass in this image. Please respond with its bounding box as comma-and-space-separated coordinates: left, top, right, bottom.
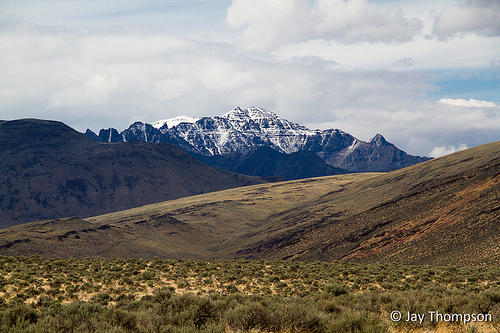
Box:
0, 174, 379, 260
1, 257, 499, 332
85, 173, 379, 227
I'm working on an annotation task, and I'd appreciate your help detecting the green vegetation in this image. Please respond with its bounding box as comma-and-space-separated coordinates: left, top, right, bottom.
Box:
0, 256, 499, 332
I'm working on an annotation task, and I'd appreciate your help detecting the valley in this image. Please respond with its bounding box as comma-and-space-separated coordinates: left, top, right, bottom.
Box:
0, 173, 378, 259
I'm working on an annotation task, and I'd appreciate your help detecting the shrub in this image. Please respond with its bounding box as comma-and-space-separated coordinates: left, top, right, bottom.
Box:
225, 302, 267, 332
103, 307, 137, 332
324, 283, 349, 297
193, 297, 216, 328
92, 292, 111, 306
225, 284, 239, 294
327, 310, 388, 333
1, 305, 39, 328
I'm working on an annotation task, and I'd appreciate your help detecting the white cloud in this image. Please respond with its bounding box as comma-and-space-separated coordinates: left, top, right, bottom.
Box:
393, 57, 414, 68
194, 58, 256, 92
272, 32, 499, 72
80, 28, 194, 63
311, 1, 423, 43
432, 0, 500, 40
49, 74, 119, 108
152, 78, 195, 101
429, 143, 468, 158
438, 98, 498, 108
225, 0, 423, 51
1, 18, 499, 158
491, 59, 500, 72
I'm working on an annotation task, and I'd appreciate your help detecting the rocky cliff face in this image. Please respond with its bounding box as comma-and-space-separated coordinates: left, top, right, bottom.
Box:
86, 106, 431, 172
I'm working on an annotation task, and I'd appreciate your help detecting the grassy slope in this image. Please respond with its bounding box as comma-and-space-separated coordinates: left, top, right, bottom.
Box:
0, 174, 377, 259
230, 141, 500, 265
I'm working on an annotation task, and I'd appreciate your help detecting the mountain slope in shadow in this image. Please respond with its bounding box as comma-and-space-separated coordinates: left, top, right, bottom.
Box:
0, 119, 265, 227
192, 146, 348, 181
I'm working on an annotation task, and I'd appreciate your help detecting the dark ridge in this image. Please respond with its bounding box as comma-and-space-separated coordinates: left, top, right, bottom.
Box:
0, 119, 265, 228
192, 146, 348, 181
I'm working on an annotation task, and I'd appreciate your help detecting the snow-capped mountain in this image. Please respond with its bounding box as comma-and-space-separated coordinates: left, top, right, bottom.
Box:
85, 106, 430, 172
162, 107, 317, 156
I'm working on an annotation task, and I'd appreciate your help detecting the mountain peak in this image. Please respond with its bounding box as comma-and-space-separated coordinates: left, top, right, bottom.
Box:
223, 106, 311, 132
222, 106, 283, 121
369, 134, 393, 147
1, 118, 93, 150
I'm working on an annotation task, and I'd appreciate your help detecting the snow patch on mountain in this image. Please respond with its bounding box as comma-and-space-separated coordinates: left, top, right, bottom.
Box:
151, 115, 201, 129
347, 139, 358, 151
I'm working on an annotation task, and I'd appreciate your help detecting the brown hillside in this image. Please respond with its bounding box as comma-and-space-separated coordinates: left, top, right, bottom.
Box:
225, 140, 500, 266
0, 119, 265, 227
0, 174, 373, 258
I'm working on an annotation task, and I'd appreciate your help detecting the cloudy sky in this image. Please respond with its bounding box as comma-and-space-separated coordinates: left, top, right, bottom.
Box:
1, 0, 499, 157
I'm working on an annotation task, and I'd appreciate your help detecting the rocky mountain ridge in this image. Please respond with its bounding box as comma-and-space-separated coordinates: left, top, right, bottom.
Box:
86, 107, 430, 172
